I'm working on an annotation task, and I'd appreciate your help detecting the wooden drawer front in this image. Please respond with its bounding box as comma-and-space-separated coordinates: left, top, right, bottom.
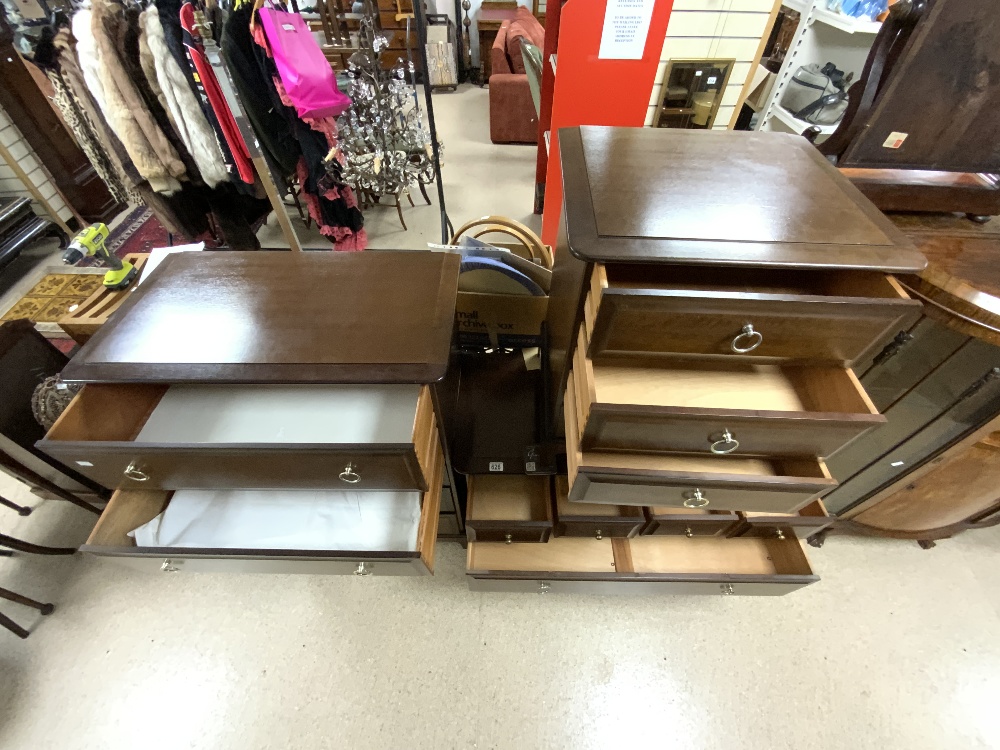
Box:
734, 500, 833, 539
570, 330, 884, 458
642, 509, 741, 537
81, 442, 444, 576
552, 476, 644, 539
586, 264, 920, 366
466, 475, 553, 544
466, 535, 818, 596
566, 373, 837, 513
38, 383, 436, 491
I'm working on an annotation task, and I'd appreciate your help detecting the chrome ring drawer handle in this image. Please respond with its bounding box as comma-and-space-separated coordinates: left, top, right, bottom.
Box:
505, 534, 513, 544
339, 463, 361, 484
685, 527, 694, 538
595, 529, 603, 540
720, 583, 735, 596
731, 323, 763, 354
538, 582, 551, 594
124, 462, 149, 482
354, 562, 372, 576
709, 429, 740, 455
161, 560, 179, 573
682, 489, 709, 509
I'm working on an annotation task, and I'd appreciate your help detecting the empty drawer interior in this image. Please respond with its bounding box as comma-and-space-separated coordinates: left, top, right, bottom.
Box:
46, 383, 429, 445
596, 264, 908, 300
585, 361, 877, 416
467, 475, 552, 523
468, 537, 617, 573
554, 475, 642, 521
628, 535, 814, 576
86, 486, 434, 555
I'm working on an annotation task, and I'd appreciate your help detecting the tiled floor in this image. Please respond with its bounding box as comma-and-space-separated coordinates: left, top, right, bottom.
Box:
3, 87, 1000, 750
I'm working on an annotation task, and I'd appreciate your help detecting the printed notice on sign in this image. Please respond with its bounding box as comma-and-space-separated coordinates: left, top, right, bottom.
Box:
599, 0, 656, 60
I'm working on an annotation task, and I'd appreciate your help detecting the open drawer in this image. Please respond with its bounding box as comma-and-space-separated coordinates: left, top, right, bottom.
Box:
583, 263, 920, 366
465, 475, 553, 543
82, 441, 444, 576
732, 499, 834, 540
37, 383, 437, 491
466, 533, 818, 595
641, 507, 741, 537
552, 476, 645, 539
570, 329, 884, 458
565, 382, 835, 512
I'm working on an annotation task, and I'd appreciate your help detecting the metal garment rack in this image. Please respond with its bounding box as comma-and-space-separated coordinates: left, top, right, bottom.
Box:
201, 4, 451, 249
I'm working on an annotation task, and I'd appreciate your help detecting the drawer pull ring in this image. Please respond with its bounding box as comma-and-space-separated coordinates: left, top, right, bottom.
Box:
685, 527, 694, 538
595, 529, 603, 540
731, 324, 763, 354
538, 582, 551, 594
720, 583, 735, 596
124, 462, 149, 482
354, 562, 372, 576
339, 463, 361, 483
505, 534, 513, 544
161, 560, 179, 573
709, 430, 740, 455
682, 489, 709, 509
776, 528, 786, 540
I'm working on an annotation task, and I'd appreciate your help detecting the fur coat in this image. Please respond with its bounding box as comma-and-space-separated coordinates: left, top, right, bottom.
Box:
140, 5, 228, 188
86, 0, 185, 194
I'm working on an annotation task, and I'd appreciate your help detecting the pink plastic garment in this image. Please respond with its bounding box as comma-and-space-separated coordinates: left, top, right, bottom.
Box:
258, 6, 351, 120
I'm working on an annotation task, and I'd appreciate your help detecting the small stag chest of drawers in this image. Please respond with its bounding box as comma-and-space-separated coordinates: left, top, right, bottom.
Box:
464, 126, 927, 596
39, 251, 461, 576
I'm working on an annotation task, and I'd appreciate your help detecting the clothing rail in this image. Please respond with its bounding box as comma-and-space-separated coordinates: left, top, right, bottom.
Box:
200, 13, 303, 252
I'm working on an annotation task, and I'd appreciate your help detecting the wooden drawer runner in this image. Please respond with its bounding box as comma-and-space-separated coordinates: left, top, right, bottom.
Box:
565, 381, 835, 512
571, 329, 884, 458
466, 533, 818, 595
585, 264, 920, 366
81, 440, 444, 576
37, 383, 437, 492
466, 475, 553, 543
552, 475, 645, 539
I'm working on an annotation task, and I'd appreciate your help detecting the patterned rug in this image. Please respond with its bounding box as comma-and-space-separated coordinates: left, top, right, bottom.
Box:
0, 273, 104, 324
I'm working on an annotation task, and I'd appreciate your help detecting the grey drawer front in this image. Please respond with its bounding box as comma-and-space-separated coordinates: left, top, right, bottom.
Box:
468, 577, 812, 596
89, 554, 427, 576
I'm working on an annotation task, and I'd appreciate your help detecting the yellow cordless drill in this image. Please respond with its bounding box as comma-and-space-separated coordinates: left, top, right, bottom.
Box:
62, 223, 138, 290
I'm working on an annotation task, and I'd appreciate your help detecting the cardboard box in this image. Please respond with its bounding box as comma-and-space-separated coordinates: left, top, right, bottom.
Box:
454, 242, 551, 349
745, 64, 776, 113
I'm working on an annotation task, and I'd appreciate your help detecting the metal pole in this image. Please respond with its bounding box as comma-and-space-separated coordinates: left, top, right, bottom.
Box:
413, 1, 452, 243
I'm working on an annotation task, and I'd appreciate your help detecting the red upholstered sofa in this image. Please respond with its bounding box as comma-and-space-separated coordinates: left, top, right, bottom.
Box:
489, 7, 543, 145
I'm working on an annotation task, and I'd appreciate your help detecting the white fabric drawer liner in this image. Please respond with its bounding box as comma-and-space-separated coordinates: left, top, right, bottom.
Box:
129, 489, 423, 551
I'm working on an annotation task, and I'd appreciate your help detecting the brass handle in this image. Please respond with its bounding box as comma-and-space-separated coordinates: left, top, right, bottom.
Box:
720, 583, 735, 595
682, 489, 709, 509
124, 462, 149, 482
685, 527, 694, 538
354, 562, 372, 576
731, 323, 763, 354
538, 582, 550, 594
595, 529, 603, 540
505, 534, 513, 544
339, 463, 361, 484
776, 528, 786, 540
710, 429, 740, 455
161, 560, 179, 573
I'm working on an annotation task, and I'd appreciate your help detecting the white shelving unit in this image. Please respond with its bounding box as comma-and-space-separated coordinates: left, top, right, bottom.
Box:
755, 0, 882, 142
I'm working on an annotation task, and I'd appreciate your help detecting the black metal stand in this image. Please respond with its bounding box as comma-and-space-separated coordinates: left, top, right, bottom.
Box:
0, 494, 31, 516
0, 587, 55, 639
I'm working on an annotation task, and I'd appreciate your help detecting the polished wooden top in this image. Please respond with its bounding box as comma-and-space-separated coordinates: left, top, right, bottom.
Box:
559, 126, 926, 272
61, 251, 461, 384
891, 214, 1000, 345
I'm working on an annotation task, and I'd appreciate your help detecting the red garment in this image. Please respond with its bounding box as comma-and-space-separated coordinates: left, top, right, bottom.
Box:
179, 3, 255, 185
